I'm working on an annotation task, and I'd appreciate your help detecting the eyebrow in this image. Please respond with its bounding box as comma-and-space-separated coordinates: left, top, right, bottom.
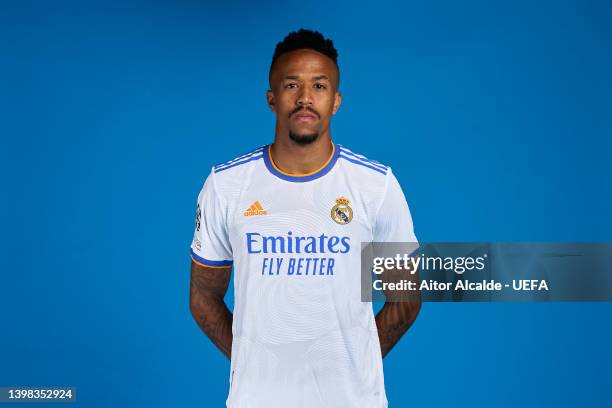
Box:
284, 75, 330, 81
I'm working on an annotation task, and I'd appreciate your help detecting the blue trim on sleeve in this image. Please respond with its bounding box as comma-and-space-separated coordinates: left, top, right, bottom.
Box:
190, 250, 233, 267
338, 154, 388, 175
214, 154, 263, 173
407, 244, 421, 258
214, 147, 265, 169
263, 143, 340, 182
337, 146, 388, 171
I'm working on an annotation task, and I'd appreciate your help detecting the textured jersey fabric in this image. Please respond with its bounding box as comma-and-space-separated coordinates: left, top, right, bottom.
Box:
191, 142, 417, 408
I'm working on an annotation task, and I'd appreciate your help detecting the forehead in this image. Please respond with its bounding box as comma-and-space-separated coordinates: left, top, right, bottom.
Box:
271, 49, 338, 81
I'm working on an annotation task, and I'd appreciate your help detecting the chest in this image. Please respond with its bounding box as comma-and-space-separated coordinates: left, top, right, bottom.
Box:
227, 177, 375, 251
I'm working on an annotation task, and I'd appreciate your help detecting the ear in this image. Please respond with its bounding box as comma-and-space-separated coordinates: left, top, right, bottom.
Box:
332, 91, 342, 115
266, 89, 276, 112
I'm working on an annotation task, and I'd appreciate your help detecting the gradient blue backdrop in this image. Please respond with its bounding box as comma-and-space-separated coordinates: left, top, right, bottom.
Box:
1, 0, 611, 406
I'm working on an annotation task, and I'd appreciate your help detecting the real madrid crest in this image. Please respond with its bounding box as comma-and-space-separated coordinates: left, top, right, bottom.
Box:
331, 196, 353, 225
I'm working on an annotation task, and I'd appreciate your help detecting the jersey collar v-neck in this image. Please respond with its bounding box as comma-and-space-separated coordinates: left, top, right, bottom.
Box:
263, 142, 340, 183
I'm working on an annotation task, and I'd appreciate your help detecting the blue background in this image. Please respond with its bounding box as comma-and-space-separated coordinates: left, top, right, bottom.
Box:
1, 0, 611, 406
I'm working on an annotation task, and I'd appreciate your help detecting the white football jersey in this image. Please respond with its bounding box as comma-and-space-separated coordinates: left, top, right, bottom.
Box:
191, 142, 417, 408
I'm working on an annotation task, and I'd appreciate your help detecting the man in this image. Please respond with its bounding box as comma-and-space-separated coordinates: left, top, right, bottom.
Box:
190, 28, 420, 408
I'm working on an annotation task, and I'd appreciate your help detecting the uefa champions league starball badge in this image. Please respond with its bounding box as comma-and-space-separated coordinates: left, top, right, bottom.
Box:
331, 196, 353, 225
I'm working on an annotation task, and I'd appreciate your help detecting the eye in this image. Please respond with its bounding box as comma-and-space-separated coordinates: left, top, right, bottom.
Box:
314, 83, 327, 90
285, 82, 298, 89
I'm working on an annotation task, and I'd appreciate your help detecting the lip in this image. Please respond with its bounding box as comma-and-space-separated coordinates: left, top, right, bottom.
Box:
293, 112, 317, 122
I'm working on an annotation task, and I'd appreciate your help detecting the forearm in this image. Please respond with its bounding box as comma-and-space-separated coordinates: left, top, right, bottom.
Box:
190, 292, 233, 359
189, 261, 233, 359
375, 298, 421, 358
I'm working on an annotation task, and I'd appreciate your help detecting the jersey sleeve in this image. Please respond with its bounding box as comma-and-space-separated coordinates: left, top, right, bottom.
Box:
190, 171, 233, 268
373, 169, 418, 245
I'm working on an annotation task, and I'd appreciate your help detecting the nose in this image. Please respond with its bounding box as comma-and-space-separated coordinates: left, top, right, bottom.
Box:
296, 86, 313, 107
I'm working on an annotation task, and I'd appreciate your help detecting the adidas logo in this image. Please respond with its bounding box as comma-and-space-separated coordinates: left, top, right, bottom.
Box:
244, 201, 267, 216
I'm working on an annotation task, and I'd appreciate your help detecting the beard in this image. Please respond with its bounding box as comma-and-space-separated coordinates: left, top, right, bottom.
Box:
289, 131, 319, 145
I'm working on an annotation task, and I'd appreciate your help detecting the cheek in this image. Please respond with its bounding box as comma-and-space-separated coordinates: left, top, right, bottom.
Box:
319, 95, 336, 115
278, 94, 296, 112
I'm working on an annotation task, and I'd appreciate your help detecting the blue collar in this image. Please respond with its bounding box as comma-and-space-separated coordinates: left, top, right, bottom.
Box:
263, 142, 340, 182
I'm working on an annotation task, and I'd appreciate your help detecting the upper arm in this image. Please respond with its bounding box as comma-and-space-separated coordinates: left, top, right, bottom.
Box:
189, 171, 233, 305
190, 171, 233, 268
373, 170, 418, 244
190, 260, 231, 303
374, 170, 420, 304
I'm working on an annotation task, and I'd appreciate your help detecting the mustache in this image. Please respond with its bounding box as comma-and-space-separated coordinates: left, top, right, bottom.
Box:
289, 106, 320, 119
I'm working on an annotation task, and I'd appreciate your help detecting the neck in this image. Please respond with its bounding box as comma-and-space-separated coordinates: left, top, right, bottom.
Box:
270, 132, 334, 175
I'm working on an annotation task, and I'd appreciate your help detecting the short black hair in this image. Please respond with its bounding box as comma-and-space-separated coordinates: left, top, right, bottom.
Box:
269, 28, 339, 84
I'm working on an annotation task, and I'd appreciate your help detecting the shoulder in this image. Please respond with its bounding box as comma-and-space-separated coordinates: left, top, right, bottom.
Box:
210, 145, 266, 184
212, 145, 266, 176
336, 144, 391, 179
200, 145, 266, 198
335, 145, 399, 224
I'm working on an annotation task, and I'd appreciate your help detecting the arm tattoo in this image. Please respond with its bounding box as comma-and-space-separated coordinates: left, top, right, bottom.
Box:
375, 265, 422, 358
189, 261, 233, 359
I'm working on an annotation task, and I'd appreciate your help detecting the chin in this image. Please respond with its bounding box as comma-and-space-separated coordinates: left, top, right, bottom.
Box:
289, 130, 319, 145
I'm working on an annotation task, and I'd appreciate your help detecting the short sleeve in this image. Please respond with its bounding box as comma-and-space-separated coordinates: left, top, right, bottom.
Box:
190, 171, 233, 268
373, 169, 418, 244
